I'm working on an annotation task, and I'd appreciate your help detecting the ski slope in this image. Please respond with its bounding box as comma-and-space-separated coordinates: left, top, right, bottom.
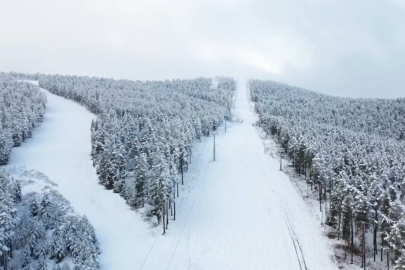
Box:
5, 80, 337, 270
140, 79, 337, 270
5, 83, 157, 269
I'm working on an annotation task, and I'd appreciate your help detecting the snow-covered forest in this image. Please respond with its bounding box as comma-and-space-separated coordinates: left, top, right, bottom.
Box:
0, 171, 100, 270
250, 79, 405, 269
36, 74, 236, 229
0, 73, 46, 165
0, 74, 100, 270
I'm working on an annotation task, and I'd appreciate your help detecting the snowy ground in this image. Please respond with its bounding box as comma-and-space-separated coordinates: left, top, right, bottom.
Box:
258, 103, 389, 270
140, 79, 337, 270
3, 79, 338, 269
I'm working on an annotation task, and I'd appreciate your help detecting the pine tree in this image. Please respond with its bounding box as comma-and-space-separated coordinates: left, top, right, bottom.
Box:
135, 152, 148, 208
0, 128, 13, 165
149, 150, 170, 223
50, 229, 67, 263
386, 218, 405, 262
0, 174, 17, 269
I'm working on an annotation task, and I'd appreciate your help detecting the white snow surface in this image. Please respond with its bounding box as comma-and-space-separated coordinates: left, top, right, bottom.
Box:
5, 80, 337, 270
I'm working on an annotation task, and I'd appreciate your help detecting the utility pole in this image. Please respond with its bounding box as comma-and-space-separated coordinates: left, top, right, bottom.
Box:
162, 202, 166, 235
181, 155, 184, 185
321, 199, 324, 226
225, 117, 227, 133
213, 133, 216, 161
166, 201, 169, 229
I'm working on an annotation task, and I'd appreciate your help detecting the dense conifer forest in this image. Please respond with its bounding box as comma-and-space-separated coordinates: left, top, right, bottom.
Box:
250, 79, 405, 268
36, 74, 236, 230
0, 74, 100, 270
0, 73, 46, 165
0, 172, 100, 270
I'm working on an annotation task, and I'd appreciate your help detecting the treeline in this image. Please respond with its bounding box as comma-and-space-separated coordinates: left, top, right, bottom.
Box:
36, 74, 236, 230
250, 80, 405, 268
0, 173, 100, 270
0, 73, 46, 165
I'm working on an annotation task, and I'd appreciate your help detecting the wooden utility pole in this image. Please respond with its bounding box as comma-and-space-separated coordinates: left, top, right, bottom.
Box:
213, 134, 216, 161
166, 201, 169, 229
174, 201, 176, 221
162, 202, 166, 235
181, 156, 184, 185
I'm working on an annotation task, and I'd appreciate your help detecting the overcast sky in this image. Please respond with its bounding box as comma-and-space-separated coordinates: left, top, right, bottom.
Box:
1, 0, 404, 98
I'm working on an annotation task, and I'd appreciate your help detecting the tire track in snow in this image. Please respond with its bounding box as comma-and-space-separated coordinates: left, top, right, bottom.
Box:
165, 151, 211, 270
282, 207, 308, 270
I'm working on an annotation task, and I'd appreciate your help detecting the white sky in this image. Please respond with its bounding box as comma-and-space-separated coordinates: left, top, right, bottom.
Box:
1, 0, 404, 98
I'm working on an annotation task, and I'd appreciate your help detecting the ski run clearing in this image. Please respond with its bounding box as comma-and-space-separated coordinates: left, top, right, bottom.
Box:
4, 79, 337, 270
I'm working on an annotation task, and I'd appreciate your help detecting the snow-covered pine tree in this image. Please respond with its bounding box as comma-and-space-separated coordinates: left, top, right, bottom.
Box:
149, 150, 171, 225
135, 152, 148, 208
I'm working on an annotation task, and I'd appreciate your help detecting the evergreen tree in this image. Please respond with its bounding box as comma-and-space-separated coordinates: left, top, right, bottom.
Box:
135, 153, 148, 208
149, 151, 170, 222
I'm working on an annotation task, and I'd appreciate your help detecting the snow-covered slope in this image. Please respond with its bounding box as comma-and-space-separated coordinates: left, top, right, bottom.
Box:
6, 80, 336, 270
141, 79, 337, 269
5, 83, 155, 269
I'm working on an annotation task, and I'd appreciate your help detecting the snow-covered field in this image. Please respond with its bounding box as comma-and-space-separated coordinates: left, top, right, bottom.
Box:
4, 79, 337, 269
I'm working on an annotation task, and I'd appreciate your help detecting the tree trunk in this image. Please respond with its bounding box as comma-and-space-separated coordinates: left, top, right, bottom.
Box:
166, 201, 169, 229
181, 157, 184, 185
2, 252, 8, 270
362, 223, 365, 269
351, 211, 354, 264
213, 134, 216, 161
319, 182, 322, 211
374, 211, 378, 260
338, 205, 341, 240
162, 203, 166, 235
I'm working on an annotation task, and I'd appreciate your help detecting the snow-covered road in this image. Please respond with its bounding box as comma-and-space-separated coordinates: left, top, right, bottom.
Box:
6, 80, 337, 269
